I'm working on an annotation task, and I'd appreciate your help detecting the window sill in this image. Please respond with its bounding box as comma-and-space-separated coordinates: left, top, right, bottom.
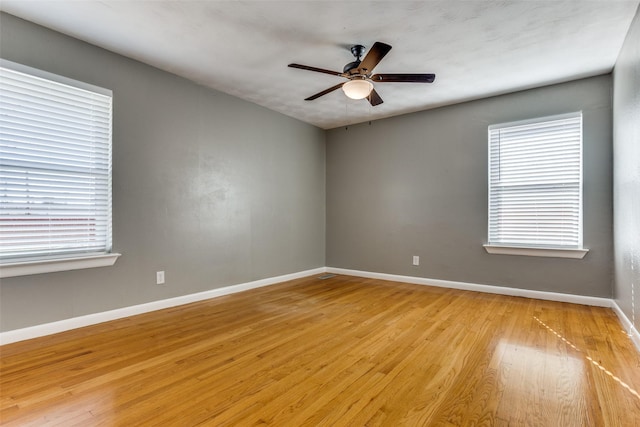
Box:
0, 253, 121, 278
483, 245, 588, 259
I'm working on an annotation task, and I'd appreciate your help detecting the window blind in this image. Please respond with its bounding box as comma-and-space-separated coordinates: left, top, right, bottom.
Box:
0, 61, 113, 262
488, 113, 583, 249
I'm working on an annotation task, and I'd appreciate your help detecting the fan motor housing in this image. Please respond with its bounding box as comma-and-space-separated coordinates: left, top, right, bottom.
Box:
343, 60, 361, 74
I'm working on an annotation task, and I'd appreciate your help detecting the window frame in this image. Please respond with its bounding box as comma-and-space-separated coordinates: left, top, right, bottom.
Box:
483, 112, 588, 259
0, 59, 120, 277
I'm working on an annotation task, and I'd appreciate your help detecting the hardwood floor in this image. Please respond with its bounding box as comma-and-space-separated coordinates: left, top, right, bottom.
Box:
1, 274, 639, 426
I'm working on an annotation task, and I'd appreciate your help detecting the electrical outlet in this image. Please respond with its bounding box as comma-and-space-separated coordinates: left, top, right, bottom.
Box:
156, 271, 165, 285
412, 256, 420, 266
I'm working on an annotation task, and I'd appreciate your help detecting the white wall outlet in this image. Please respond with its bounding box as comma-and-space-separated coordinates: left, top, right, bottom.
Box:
156, 271, 165, 285
412, 256, 420, 266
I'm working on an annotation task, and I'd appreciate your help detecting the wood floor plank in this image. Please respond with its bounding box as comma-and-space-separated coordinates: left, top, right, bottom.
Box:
1, 274, 639, 426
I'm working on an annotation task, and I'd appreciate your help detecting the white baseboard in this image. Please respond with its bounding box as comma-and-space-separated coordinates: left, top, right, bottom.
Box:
0, 267, 326, 345
327, 267, 640, 353
611, 301, 640, 352
325, 267, 613, 307
5, 266, 637, 353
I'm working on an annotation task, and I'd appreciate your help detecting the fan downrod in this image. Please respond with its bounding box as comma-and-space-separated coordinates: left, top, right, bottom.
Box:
344, 44, 366, 74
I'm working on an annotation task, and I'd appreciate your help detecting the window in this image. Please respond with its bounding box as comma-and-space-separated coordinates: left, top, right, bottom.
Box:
0, 60, 119, 277
484, 112, 588, 259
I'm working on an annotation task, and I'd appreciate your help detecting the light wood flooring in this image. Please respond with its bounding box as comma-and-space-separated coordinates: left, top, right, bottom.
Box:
1, 274, 639, 426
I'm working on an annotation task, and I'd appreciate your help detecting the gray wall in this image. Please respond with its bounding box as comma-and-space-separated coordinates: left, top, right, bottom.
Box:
326, 76, 613, 297
613, 6, 640, 324
0, 14, 326, 331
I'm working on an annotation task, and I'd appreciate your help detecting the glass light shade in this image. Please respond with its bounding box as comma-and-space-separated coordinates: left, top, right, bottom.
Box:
342, 79, 373, 100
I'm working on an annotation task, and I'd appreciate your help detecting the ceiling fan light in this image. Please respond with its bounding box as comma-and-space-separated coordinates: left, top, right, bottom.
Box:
342, 79, 373, 100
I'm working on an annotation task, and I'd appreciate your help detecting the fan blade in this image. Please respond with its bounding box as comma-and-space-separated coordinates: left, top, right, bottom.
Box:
371, 73, 436, 83
288, 63, 343, 77
304, 83, 345, 101
358, 42, 392, 74
367, 88, 383, 106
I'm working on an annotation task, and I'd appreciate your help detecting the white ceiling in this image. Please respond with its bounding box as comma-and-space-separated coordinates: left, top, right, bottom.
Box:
1, 1, 638, 129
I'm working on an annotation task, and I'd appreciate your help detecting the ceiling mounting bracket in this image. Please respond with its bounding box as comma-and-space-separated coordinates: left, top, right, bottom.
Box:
350, 44, 366, 60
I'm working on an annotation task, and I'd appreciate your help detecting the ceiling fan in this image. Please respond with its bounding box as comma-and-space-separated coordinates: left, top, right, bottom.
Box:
288, 42, 435, 106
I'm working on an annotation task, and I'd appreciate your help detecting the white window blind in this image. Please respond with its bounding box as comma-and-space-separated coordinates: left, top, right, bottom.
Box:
488, 112, 583, 249
0, 60, 113, 262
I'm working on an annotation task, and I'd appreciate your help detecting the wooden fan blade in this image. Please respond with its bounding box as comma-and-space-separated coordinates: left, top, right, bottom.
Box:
367, 88, 383, 106
358, 42, 392, 74
288, 63, 343, 77
304, 83, 345, 101
371, 73, 436, 83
